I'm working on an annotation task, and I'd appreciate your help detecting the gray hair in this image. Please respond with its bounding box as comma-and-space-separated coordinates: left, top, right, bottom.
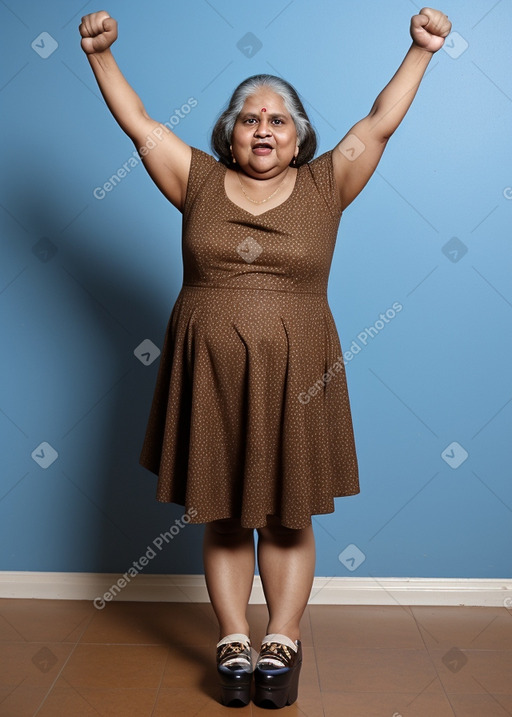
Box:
211, 74, 317, 167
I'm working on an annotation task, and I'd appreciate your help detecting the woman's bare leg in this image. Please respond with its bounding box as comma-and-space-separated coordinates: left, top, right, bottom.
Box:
256, 517, 316, 642
203, 518, 255, 640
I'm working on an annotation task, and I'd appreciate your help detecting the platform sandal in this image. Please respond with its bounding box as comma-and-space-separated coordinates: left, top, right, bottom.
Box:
254, 633, 302, 709
216, 633, 253, 706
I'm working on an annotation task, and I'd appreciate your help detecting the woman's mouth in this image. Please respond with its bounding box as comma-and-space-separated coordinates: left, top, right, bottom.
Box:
252, 143, 273, 155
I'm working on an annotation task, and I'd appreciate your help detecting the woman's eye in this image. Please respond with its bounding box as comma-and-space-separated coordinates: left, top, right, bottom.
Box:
272, 119, 283, 125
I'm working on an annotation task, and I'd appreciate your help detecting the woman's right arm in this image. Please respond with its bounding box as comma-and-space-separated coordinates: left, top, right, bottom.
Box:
80, 11, 191, 211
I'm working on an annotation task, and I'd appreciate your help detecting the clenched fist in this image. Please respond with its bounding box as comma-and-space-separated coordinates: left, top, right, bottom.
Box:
410, 7, 451, 53
79, 11, 118, 54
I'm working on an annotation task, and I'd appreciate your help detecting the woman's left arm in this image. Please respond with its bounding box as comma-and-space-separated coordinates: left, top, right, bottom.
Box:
333, 7, 451, 212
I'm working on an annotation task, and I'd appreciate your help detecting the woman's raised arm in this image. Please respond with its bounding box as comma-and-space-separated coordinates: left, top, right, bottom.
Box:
332, 7, 451, 212
80, 11, 191, 211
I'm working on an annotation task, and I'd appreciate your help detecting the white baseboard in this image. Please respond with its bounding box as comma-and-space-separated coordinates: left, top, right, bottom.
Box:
0, 572, 511, 607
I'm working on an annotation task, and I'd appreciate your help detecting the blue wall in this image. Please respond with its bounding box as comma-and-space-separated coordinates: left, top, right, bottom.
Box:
1, 0, 511, 580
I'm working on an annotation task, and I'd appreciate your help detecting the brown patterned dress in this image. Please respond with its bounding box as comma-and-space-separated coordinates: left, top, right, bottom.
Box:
139, 146, 360, 529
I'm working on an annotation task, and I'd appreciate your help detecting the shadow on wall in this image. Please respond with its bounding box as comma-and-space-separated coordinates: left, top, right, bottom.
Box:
5, 142, 205, 580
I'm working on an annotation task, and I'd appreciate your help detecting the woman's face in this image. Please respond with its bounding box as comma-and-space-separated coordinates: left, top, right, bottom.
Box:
230, 88, 299, 178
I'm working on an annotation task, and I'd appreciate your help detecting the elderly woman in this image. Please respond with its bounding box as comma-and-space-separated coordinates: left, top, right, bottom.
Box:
80, 7, 451, 709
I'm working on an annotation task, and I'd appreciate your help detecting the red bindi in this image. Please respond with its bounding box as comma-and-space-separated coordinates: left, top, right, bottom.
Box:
261, 107, 266, 112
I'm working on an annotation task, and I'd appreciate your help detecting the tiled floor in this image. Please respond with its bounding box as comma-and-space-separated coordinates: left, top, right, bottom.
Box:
1, 599, 511, 716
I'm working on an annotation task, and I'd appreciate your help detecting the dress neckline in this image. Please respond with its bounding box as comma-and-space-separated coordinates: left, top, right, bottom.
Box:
222, 164, 300, 218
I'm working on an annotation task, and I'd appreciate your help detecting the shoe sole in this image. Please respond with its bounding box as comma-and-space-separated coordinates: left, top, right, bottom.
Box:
218, 671, 252, 707
253, 659, 301, 708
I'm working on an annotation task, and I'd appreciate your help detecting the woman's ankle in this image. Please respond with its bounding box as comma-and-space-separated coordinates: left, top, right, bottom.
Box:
265, 624, 300, 643
218, 622, 251, 642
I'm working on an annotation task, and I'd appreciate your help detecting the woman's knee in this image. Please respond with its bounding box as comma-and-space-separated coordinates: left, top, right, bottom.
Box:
257, 515, 310, 542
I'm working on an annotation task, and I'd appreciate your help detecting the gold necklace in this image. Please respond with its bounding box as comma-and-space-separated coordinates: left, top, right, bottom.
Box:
237, 168, 290, 205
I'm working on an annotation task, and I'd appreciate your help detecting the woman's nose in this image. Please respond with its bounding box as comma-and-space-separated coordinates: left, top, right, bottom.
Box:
254, 120, 271, 136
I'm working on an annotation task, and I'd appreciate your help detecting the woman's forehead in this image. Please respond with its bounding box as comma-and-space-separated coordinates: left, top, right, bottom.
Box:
241, 89, 289, 114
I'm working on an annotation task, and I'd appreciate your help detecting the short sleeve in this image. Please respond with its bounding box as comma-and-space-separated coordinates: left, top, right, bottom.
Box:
305, 149, 343, 219
183, 146, 219, 217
